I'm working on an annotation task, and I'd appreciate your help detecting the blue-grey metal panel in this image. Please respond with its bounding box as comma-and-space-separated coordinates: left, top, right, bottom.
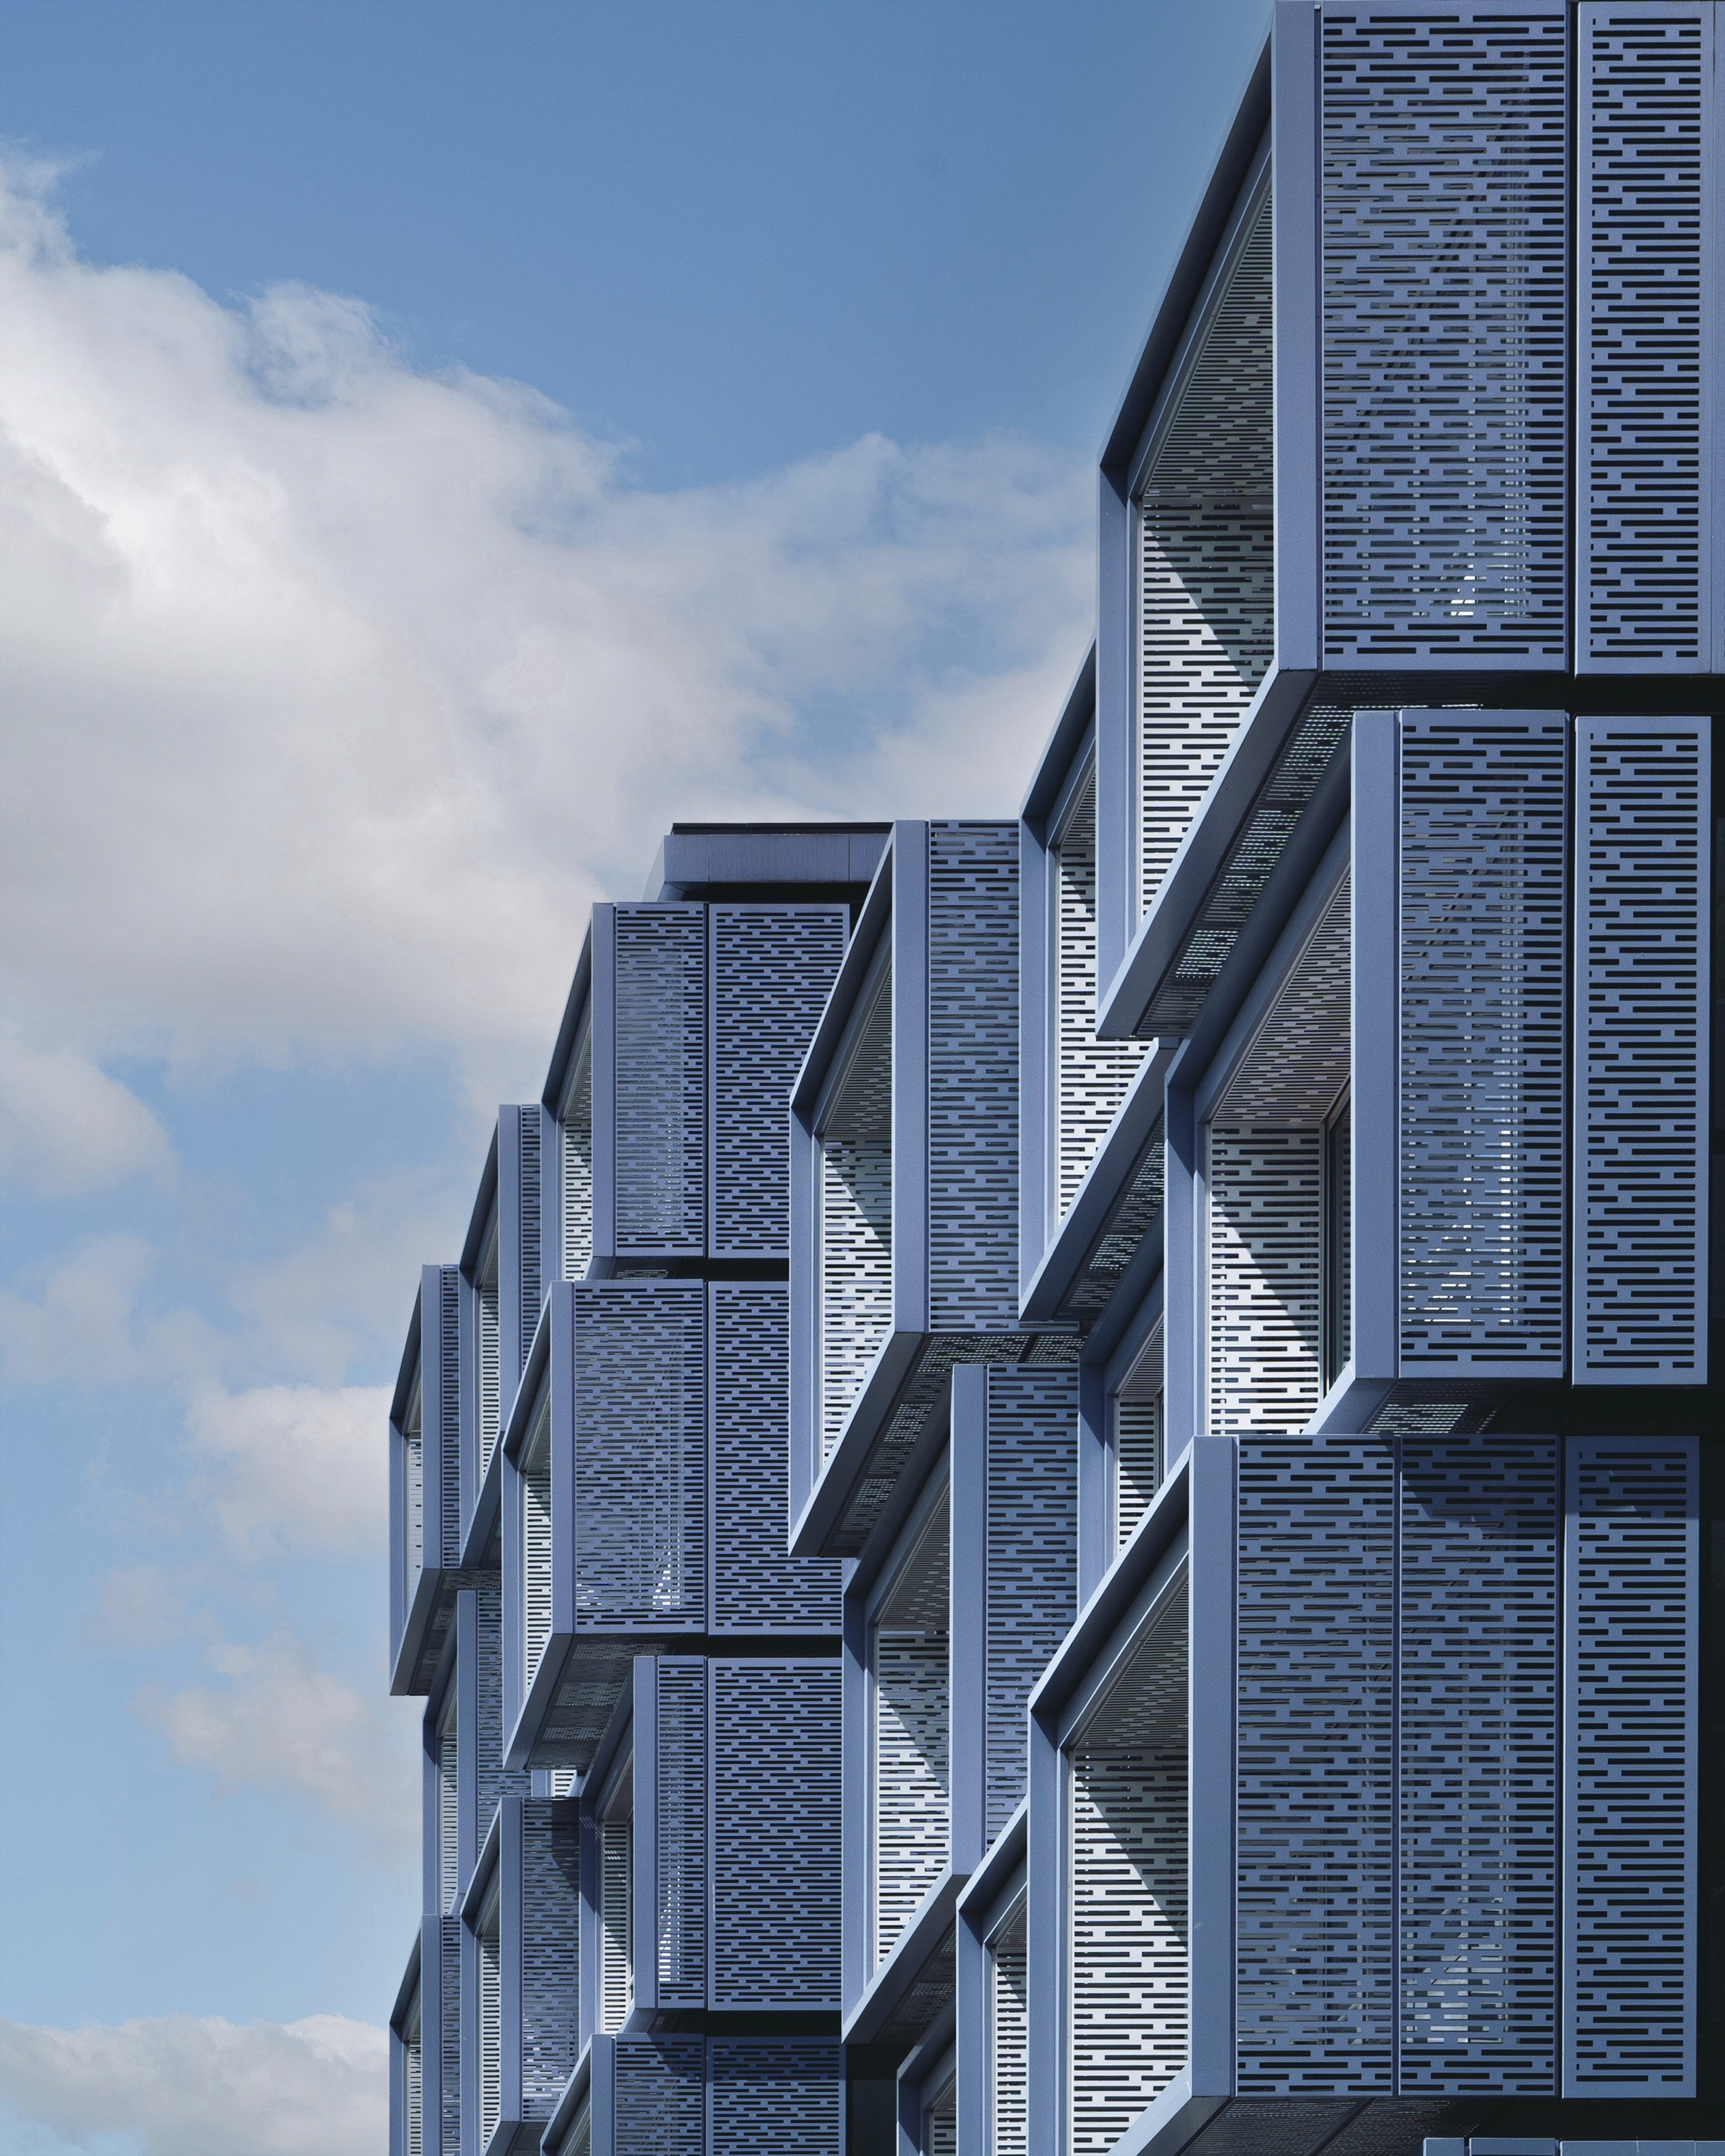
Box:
1274, 1, 1321, 669
610, 2035, 703, 2156
1398, 1434, 1558, 2093
518, 1797, 580, 2131
611, 904, 706, 1259
1318, 1, 1570, 665
707, 1282, 842, 1634
707, 1658, 842, 2011
499, 1106, 545, 1416
1397, 711, 1568, 1375
1235, 1430, 1393, 2092
1350, 713, 1399, 1385
707, 903, 847, 1258
1577, 4, 1716, 673
1573, 717, 1711, 1383
894, 823, 932, 1335
1561, 1434, 1699, 2096
634, 1656, 705, 2014
707, 2039, 843, 2156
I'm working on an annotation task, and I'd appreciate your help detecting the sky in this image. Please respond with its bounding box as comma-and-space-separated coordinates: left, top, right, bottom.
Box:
0, 6, 1267, 2150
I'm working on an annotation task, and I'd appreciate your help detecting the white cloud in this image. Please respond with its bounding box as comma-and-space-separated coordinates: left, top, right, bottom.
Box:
0, 2012, 385, 2156
0, 1235, 153, 1383
79, 1564, 196, 1653
133, 1628, 416, 1843
0, 157, 1088, 1116
0, 1028, 172, 1194
185, 1381, 390, 1557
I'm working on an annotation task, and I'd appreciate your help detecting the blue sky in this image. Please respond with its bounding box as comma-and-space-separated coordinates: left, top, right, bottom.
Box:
0, 6, 1266, 2149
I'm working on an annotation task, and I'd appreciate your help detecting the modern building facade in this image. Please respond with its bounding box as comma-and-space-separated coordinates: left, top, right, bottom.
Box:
387, 10, 1721, 2154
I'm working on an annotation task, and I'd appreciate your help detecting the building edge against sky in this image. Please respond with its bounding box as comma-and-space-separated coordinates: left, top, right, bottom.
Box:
386, 8, 1722, 2155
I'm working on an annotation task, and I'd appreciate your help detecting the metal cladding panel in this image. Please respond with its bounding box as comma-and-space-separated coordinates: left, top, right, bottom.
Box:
708, 1659, 842, 2009
479, 1917, 502, 2149
523, 1397, 553, 1688
1578, 6, 1714, 671
404, 2016, 423, 2156
1398, 1435, 1558, 2093
479, 1271, 502, 1484
518, 1111, 541, 1371
1207, 1124, 1325, 1432
438, 1695, 459, 1917
817, 951, 893, 1462
436, 1267, 462, 1572
984, 1368, 1078, 1841
709, 1284, 841, 1632
477, 1577, 527, 1828
438, 1912, 461, 2156
1054, 769, 1151, 1220
1575, 718, 1711, 1381
709, 905, 847, 1258
1068, 1752, 1188, 2154
573, 1284, 706, 1630
926, 822, 1020, 1331
560, 1026, 594, 1283
873, 1521, 951, 1967
520, 1804, 580, 2121
1563, 1436, 1698, 2094
1136, 183, 1275, 921
612, 2035, 704, 2156
990, 1905, 1029, 2156
926, 2094, 957, 2156
1318, 5, 1570, 664
706, 2039, 842, 2156
613, 905, 706, 1256
653, 1659, 707, 2010
1398, 713, 1568, 1371
1236, 1432, 1395, 2093
599, 1818, 632, 2033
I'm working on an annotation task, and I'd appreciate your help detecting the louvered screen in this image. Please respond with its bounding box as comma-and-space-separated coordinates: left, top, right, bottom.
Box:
1575, 718, 1709, 1381
710, 905, 847, 1258
873, 1520, 950, 1967
404, 1381, 424, 1590
478, 1261, 501, 1480
707, 2039, 843, 2156
1115, 1380, 1162, 1551
612, 2035, 704, 2156
927, 823, 1020, 1330
1136, 183, 1273, 922
574, 1284, 705, 1629
926, 2092, 957, 2156
1207, 1124, 1324, 1431
522, 1395, 553, 1686
437, 1695, 459, 1915
404, 2016, 422, 2156
614, 906, 706, 1256
817, 957, 893, 1462
709, 1284, 842, 1631
520, 1802, 580, 2120
1578, 6, 1711, 670
1399, 1435, 1558, 2093
478, 1904, 502, 2150
984, 1368, 1077, 1838
438, 1268, 461, 1568
990, 1904, 1029, 2156
1563, 1436, 1698, 2094
1236, 1432, 1394, 2091
560, 1028, 593, 1282
653, 1659, 707, 2009
1398, 714, 1567, 1370
709, 1660, 842, 2009
439, 1913, 461, 2156
1319, 6, 1569, 662
518, 1110, 541, 1363
599, 1818, 633, 2033
1054, 769, 1149, 1217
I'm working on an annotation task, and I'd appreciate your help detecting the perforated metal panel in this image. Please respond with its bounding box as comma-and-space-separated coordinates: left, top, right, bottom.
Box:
1399, 714, 1568, 1370
927, 822, 1020, 1330
1398, 1435, 1558, 2092
819, 1138, 893, 1463
1207, 1125, 1324, 1432
1116, 1369, 1163, 1552
476, 1576, 525, 1828
520, 1802, 580, 2120
437, 1694, 459, 1915
710, 905, 847, 1257
926, 2091, 957, 2156
612, 2035, 704, 2156
1575, 718, 1710, 1381
560, 1028, 593, 1282
599, 1817, 633, 2033
574, 1284, 706, 1629
479, 1268, 501, 1480
1320, 6, 1570, 662
1563, 1436, 1698, 2094
654, 1659, 707, 2009
873, 1524, 951, 1966
522, 1393, 553, 1686
707, 2039, 843, 2156
1136, 183, 1274, 918
478, 1901, 502, 2150
1069, 1752, 1188, 2153
990, 1904, 1029, 2156
709, 1284, 842, 1632
1054, 769, 1151, 1218
1578, 6, 1713, 671
984, 1368, 1077, 1839
518, 1111, 542, 1364
404, 2012, 423, 2156
438, 1912, 461, 2156
404, 1381, 424, 1590
1236, 1432, 1394, 2092
438, 1269, 461, 1570
709, 1660, 842, 2009
614, 906, 706, 1255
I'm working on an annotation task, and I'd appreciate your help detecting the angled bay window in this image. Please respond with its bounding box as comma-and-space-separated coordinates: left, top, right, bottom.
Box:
391, 1266, 462, 1695
791, 821, 1042, 1567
